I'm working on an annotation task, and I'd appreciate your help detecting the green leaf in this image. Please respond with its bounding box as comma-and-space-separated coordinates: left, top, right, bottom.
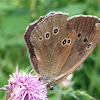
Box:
62, 88, 95, 100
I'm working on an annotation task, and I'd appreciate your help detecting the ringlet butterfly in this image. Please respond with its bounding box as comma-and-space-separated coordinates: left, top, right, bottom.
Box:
24, 12, 100, 89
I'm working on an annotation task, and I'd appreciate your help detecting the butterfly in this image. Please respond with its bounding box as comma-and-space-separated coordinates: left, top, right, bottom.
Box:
24, 12, 100, 89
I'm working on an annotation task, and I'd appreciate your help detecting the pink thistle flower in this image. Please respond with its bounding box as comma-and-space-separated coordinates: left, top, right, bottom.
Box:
1, 66, 47, 100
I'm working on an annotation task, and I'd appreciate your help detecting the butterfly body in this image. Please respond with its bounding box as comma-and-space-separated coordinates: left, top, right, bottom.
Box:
24, 12, 100, 89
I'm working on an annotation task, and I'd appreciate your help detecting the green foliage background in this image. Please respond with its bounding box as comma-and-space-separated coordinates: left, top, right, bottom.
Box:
0, 0, 100, 100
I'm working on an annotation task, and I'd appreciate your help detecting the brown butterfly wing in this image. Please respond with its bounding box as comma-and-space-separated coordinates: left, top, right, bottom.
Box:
24, 13, 55, 74
29, 12, 76, 82
55, 16, 100, 81
24, 17, 45, 73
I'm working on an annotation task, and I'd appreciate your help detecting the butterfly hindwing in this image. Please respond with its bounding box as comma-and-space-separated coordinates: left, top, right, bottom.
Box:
55, 16, 100, 81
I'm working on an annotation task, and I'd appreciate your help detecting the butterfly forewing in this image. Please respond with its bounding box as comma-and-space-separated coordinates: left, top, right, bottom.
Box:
27, 12, 76, 82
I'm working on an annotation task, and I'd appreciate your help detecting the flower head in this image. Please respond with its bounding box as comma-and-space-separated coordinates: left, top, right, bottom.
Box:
1, 66, 47, 100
